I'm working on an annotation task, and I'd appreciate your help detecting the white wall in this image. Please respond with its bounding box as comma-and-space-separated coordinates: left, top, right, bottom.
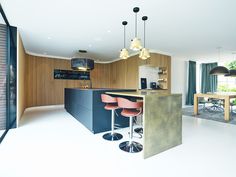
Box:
171, 57, 188, 107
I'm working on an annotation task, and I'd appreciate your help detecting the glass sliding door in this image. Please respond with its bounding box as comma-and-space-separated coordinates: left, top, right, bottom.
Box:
0, 4, 17, 143
0, 12, 7, 139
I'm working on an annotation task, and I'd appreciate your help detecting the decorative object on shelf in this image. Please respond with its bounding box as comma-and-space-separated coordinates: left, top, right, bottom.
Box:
120, 21, 129, 59
158, 70, 167, 74
157, 78, 167, 82
130, 7, 142, 51
139, 16, 150, 60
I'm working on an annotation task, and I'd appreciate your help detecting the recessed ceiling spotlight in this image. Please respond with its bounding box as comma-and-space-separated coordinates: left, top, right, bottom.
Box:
107, 30, 111, 33
47, 37, 51, 40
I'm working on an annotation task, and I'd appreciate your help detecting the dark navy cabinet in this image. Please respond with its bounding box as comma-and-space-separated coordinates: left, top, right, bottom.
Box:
65, 88, 135, 134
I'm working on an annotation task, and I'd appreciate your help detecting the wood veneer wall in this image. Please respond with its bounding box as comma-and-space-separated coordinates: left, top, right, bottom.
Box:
25, 53, 171, 107
26, 55, 111, 107
17, 33, 27, 123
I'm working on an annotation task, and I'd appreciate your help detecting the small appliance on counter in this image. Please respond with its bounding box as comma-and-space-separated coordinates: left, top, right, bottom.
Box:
150, 82, 161, 90
150, 82, 156, 89
141, 78, 147, 89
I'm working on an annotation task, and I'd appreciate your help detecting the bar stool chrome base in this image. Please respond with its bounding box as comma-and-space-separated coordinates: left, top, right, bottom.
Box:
103, 133, 123, 141
119, 141, 143, 153
134, 127, 143, 134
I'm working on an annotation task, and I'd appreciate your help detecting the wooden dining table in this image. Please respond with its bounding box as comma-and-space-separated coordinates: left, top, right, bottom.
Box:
194, 92, 236, 121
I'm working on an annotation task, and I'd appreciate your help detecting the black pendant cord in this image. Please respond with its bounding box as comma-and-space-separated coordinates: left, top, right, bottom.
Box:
143, 20, 146, 48
135, 12, 137, 37
124, 25, 126, 48
122, 21, 128, 48
142, 16, 148, 48
133, 7, 140, 38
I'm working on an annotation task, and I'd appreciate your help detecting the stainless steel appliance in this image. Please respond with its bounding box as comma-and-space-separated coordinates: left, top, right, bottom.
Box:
150, 82, 157, 89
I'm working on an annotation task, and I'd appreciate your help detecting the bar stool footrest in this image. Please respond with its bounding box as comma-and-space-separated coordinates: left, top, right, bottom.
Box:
119, 141, 143, 153
103, 132, 123, 141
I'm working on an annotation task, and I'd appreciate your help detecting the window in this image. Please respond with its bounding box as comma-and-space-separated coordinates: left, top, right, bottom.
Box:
218, 61, 236, 92
0, 4, 17, 143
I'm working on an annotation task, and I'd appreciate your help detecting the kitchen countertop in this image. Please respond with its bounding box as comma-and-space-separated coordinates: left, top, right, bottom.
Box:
106, 90, 174, 98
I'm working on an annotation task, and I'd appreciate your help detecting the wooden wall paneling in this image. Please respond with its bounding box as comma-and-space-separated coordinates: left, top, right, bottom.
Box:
114, 60, 126, 88
138, 57, 150, 66
90, 64, 98, 87
149, 53, 159, 66
109, 62, 115, 88
125, 56, 138, 89
17, 33, 27, 122
25, 52, 171, 107
26, 55, 37, 107
90, 63, 111, 88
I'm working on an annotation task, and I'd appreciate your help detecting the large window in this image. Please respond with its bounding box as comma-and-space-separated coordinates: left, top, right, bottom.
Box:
0, 4, 17, 143
218, 61, 236, 92
0, 10, 7, 138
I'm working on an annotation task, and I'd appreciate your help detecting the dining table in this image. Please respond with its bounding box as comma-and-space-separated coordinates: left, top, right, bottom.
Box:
194, 92, 236, 121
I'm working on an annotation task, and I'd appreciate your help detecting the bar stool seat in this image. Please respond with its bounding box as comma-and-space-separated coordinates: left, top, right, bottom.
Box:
117, 97, 143, 153
104, 104, 119, 110
101, 94, 123, 141
120, 109, 141, 117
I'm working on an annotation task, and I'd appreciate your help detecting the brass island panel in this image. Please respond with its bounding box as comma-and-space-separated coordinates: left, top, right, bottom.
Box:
106, 91, 182, 159
143, 94, 182, 159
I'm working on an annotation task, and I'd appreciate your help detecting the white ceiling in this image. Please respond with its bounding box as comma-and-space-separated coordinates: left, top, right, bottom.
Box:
1, 0, 236, 61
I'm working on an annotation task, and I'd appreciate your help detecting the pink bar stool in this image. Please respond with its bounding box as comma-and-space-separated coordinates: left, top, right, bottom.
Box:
117, 97, 143, 153
101, 94, 123, 141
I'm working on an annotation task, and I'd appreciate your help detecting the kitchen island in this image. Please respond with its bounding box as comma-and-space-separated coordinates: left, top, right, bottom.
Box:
65, 88, 182, 159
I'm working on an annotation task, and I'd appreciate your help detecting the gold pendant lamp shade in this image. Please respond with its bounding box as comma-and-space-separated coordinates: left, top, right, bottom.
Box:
139, 48, 150, 60
130, 37, 142, 51
120, 48, 129, 59
139, 16, 150, 60
120, 21, 129, 59
130, 7, 142, 51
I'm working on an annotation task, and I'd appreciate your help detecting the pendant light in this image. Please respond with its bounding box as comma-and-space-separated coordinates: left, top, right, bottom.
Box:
120, 21, 129, 59
139, 16, 150, 60
130, 7, 142, 51
209, 47, 229, 75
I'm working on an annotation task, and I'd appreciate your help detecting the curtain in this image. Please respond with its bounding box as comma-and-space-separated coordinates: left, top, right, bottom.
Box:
201, 63, 218, 93
186, 61, 196, 105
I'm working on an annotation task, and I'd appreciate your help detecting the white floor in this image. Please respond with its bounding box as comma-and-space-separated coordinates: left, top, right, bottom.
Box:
0, 105, 236, 177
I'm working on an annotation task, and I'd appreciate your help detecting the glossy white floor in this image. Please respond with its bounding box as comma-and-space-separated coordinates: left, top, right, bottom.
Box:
0, 105, 235, 177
